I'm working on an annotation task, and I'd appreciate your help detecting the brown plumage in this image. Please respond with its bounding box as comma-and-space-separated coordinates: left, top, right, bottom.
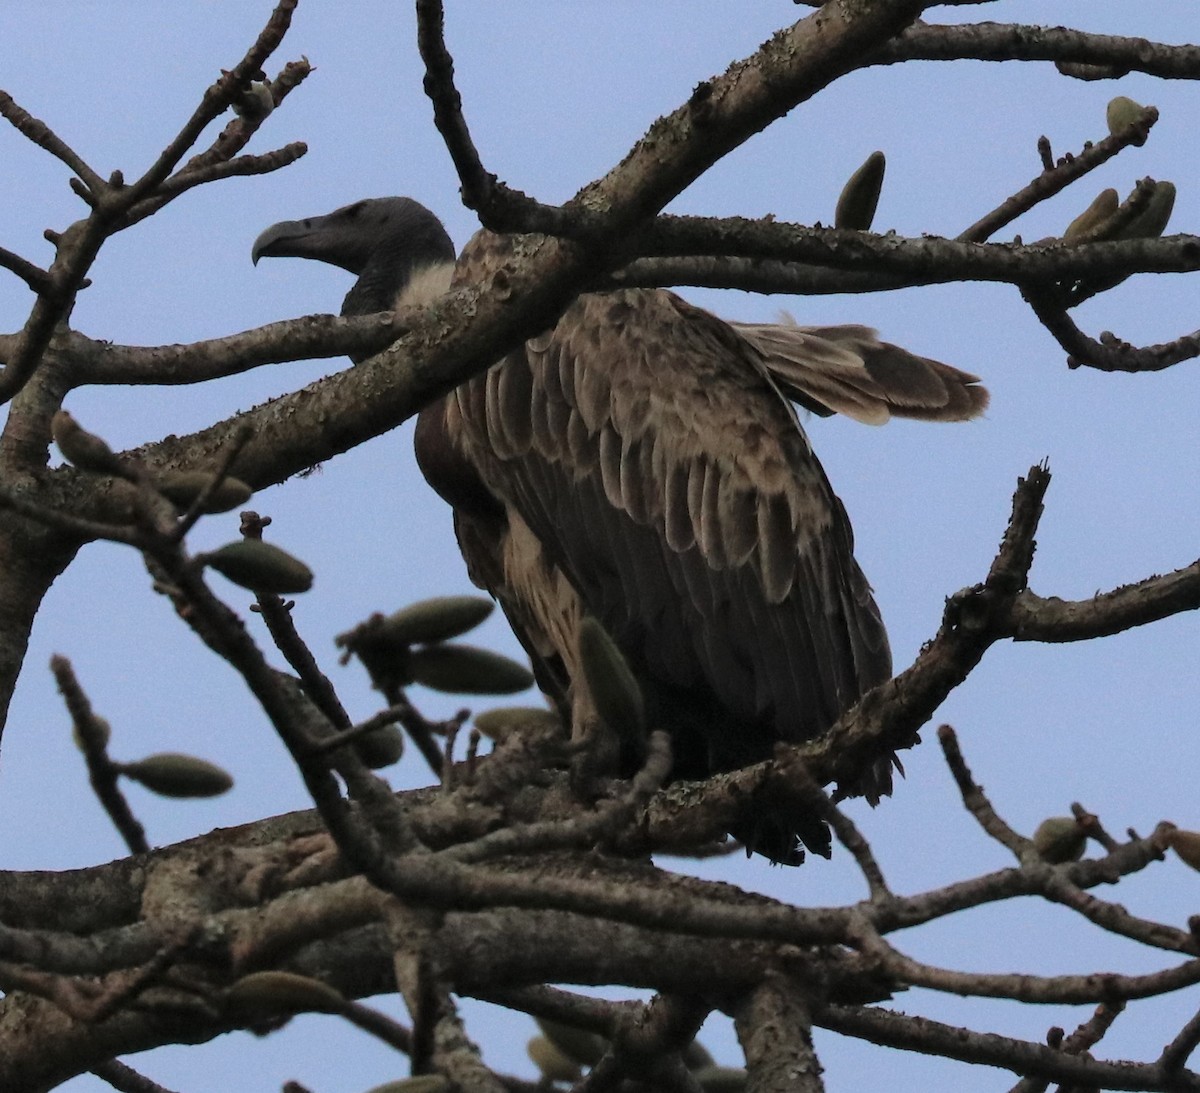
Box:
254, 198, 989, 864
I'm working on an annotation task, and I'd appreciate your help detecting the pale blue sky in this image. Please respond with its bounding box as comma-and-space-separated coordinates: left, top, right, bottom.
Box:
0, 4, 1197, 1091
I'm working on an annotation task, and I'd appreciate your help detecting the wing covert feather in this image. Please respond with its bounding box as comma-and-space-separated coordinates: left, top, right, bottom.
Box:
452, 289, 892, 763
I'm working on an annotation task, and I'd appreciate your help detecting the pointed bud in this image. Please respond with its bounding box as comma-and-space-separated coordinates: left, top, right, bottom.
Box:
1168, 828, 1200, 872
407, 644, 534, 695
1063, 188, 1119, 241
835, 151, 886, 231
527, 1037, 583, 1082
1032, 817, 1087, 863
693, 1067, 749, 1093
72, 715, 111, 752
683, 1040, 716, 1071
474, 706, 561, 741
52, 410, 122, 474
378, 596, 494, 645
203, 540, 314, 594
354, 725, 405, 768
119, 752, 233, 798
225, 971, 344, 1016
156, 471, 253, 514
1114, 180, 1175, 240
536, 1017, 608, 1068
1106, 96, 1149, 141
579, 617, 645, 742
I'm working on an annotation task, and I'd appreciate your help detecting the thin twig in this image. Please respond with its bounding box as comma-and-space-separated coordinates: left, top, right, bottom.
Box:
90, 1059, 182, 1093
414, 0, 570, 234
441, 731, 672, 864
50, 656, 149, 854
1070, 802, 1121, 854
142, 537, 395, 882
957, 106, 1158, 243
339, 998, 414, 1056
476, 985, 629, 1037
937, 725, 1029, 857
1022, 285, 1200, 372
117, 0, 299, 208
0, 246, 53, 293
1161, 1007, 1200, 1074
789, 763, 892, 901
1006, 1002, 1126, 1093
309, 705, 408, 756
414, 0, 493, 212
850, 913, 1200, 1004
171, 423, 255, 539
0, 90, 106, 193
398, 696, 448, 778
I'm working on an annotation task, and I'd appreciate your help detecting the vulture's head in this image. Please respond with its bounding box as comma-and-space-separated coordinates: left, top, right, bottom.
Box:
252, 196, 456, 316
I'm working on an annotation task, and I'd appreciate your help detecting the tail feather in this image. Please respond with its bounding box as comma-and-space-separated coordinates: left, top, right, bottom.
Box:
732, 318, 988, 425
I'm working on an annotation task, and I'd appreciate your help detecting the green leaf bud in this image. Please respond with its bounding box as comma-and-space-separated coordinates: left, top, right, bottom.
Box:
693, 1066, 749, 1093
536, 1017, 608, 1068
407, 644, 534, 695
378, 596, 495, 645
52, 410, 122, 475
474, 706, 560, 741
1168, 828, 1200, 871
579, 617, 645, 741
1114, 180, 1175, 240
156, 470, 253, 514
354, 725, 405, 768
835, 151, 886, 231
120, 752, 233, 798
1063, 188, 1119, 241
1106, 95, 1149, 140
527, 1036, 583, 1082
1032, 817, 1087, 863
203, 539, 314, 595
225, 971, 344, 1016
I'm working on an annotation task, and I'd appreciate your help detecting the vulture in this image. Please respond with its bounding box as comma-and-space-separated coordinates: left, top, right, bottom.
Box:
253, 197, 987, 864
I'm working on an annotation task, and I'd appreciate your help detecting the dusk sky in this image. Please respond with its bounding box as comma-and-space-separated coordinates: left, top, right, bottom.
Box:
0, 5, 1196, 1091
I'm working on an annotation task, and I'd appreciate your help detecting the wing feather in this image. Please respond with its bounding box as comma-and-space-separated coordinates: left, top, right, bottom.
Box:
719, 485, 758, 568
663, 459, 694, 553
698, 458, 727, 570
450, 288, 892, 775
598, 424, 623, 510
490, 351, 534, 458
732, 318, 989, 424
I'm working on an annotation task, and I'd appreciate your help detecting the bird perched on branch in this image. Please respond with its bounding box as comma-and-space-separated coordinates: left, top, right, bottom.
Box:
253, 197, 987, 864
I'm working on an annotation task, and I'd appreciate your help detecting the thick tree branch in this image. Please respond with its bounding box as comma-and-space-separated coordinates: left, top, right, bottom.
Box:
1010, 559, 1200, 641
878, 23, 1200, 80
735, 978, 824, 1093
819, 1003, 1199, 1091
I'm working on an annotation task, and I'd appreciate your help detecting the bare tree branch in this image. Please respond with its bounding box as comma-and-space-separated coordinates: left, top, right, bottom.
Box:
819, 1003, 1195, 1091
879, 23, 1200, 79
957, 104, 1158, 243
